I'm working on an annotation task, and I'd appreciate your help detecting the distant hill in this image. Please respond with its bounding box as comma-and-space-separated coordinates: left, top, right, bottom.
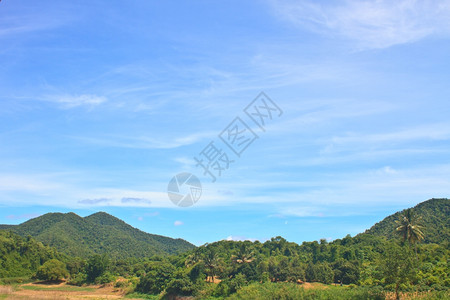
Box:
362, 198, 449, 244
0, 212, 195, 259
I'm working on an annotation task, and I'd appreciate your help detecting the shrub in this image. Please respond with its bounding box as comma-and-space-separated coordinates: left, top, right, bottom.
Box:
67, 272, 87, 286
136, 262, 175, 294
35, 259, 68, 281
95, 271, 115, 284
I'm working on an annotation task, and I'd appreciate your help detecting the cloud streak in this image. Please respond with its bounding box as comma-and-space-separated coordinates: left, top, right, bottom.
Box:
78, 198, 111, 205
6, 213, 41, 220
271, 0, 450, 49
47, 94, 107, 108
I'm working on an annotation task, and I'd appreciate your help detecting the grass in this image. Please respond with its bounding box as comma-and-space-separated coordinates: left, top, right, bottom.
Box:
124, 292, 160, 299
20, 285, 95, 292
0, 276, 33, 285
0, 285, 14, 299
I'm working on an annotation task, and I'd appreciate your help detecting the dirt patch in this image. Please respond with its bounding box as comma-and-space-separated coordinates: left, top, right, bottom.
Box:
4, 282, 126, 300
300, 282, 329, 290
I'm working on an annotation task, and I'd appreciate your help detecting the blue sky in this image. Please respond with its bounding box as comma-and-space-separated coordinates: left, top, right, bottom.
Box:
1, 0, 449, 246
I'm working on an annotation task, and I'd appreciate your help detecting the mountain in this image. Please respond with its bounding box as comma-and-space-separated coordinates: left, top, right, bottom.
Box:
362, 198, 449, 244
0, 212, 195, 259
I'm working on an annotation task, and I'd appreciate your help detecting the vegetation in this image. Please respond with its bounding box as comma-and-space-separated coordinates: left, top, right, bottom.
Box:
0, 211, 194, 258
0, 231, 65, 278
364, 198, 449, 244
1, 198, 449, 299
35, 259, 68, 281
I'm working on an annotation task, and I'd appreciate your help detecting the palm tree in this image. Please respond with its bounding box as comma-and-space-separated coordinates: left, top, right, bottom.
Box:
231, 245, 255, 265
395, 208, 425, 258
203, 249, 221, 282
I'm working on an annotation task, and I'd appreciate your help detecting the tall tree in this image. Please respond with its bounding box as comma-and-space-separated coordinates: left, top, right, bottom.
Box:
203, 249, 222, 282
395, 209, 425, 257
380, 243, 416, 300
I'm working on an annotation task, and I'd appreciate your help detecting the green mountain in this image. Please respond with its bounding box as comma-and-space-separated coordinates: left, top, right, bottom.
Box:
0, 212, 194, 259
362, 198, 449, 244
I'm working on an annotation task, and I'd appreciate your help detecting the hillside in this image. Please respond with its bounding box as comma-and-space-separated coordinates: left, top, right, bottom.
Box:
362, 198, 449, 244
0, 230, 66, 278
0, 212, 194, 259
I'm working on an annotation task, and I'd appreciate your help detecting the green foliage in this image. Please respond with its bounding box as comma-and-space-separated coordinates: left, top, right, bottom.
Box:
228, 282, 385, 300
67, 272, 87, 286
135, 261, 176, 294
378, 242, 417, 299
35, 259, 68, 281
95, 271, 115, 284
0, 212, 194, 259
0, 231, 65, 278
214, 273, 248, 297
332, 260, 360, 284
1, 198, 449, 299
165, 270, 198, 297
86, 254, 110, 282
364, 198, 449, 244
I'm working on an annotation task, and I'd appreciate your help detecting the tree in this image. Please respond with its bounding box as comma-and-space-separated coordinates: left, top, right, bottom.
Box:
332, 259, 360, 284
86, 254, 110, 282
380, 243, 416, 300
35, 259, 68, 281
231, 244, 255, 265
136, 261, 176, 294
395, 209, 425, 257
202, 248, 222, 282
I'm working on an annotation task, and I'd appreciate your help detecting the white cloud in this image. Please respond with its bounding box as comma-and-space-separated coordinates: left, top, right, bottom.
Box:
225, 235, 260, 242
50, 94, 107, 108
174, 220, 184, 226
271, 0, 450, 49
319, 122, 450, 155
0, 174, 64, 192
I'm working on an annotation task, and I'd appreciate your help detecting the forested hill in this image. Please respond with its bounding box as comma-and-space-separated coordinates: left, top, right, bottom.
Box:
0, 212, 194, 259
0, 230, 66, 278
362, 198, 449, 244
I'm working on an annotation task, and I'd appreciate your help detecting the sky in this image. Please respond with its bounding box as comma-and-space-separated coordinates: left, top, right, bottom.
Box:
1, 0, 449, 246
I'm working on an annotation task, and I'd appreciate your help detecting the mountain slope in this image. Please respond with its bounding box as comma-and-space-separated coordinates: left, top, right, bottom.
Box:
0, 230, 65, 278
362, 198, 449, 244
0, 212, 195, 259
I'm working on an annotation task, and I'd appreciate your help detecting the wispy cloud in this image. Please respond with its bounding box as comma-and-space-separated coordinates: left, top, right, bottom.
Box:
68, 130, 215, 150
0, 174, 64, 192
121, 197, 151, 204
78, 198, 111, 205
0, 8, 73, 38
136, 211, 159, 221
319, 122, 450, 155
6, 213, 41, 221
271, 0, 450, 49
47, 94, 107, 109
174, 220, 184, 226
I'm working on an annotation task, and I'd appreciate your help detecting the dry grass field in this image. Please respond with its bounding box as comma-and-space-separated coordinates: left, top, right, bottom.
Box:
0, 282, 132, 299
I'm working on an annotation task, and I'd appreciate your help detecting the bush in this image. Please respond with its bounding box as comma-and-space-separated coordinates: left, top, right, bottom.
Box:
165, 276, 196, 296
67, 272, 87, 286
35, 259, 68, 281
86, 254, 110, 283
215, 273, 248, 297
95, 271, 115, 284
136, 261, 175, 294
